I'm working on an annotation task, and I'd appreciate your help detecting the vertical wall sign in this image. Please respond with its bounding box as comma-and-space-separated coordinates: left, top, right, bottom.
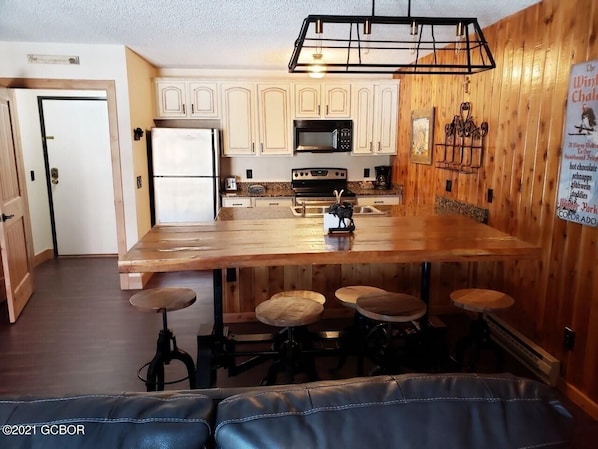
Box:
556, 59, 598, 226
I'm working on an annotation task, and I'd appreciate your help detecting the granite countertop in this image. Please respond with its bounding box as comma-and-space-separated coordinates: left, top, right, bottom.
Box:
222, 181, 403, 198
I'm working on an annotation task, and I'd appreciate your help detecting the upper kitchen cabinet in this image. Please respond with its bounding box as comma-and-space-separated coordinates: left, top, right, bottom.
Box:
221, 82, 292, 156
221, 83, 257, 155
155, 79, 219, 118
352, 82, 398, 155
294, 83, 351, 118
257, 84, 293, 155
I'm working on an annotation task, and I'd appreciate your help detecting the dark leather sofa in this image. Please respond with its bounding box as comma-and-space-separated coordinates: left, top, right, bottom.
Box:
0, 373, 573, 449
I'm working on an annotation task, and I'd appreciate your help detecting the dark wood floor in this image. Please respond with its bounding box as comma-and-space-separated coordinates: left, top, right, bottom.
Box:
0, 257, 595, 446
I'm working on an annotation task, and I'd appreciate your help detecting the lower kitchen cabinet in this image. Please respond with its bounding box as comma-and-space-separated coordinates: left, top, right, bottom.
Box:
254, 197, 294, 207
221, 197, 252, 208
222, 197, 293, 208
358, 195, 401, 206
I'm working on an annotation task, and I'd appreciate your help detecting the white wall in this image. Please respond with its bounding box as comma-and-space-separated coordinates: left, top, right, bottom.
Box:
13, 89, 107, 256
0, 41, 139, 250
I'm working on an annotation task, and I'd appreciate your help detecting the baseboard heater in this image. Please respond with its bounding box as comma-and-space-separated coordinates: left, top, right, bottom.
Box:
485, 314, 560, 386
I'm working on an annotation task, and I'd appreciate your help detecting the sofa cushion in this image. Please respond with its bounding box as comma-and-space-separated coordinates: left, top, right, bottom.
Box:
0, 391, 212, 449
215, 373, 573, 449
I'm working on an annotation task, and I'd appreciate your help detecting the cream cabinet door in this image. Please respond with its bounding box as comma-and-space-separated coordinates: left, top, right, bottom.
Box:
372, 84, 398, 154
155, 80, 187, 118
254, 197, 294, 207
323, 84, 351, 118
222, 197, 252, 207
257, 84, 293, 155
221, 83, 257, 156
294, 83, 351, 118
351, 83, 398, 155
188, 82, 219, 118
155, 80, 219, 118
294, 83, 321, 117
352, 84, 375, 154
358, 195, 401, 205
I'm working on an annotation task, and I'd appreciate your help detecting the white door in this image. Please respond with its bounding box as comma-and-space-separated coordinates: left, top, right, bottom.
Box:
41, 98, 117, 255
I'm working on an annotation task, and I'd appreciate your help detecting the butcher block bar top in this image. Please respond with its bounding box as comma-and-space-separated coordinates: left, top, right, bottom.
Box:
118, 207, 540, 274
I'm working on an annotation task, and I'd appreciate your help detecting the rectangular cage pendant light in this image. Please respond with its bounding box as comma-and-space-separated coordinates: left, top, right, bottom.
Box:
288, 2, 496, 76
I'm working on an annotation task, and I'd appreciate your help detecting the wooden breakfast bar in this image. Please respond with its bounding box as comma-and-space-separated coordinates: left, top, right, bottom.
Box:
119, 208, 540, 386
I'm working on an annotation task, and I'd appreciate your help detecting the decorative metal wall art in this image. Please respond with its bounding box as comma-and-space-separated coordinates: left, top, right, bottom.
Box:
435, 102, 488, 173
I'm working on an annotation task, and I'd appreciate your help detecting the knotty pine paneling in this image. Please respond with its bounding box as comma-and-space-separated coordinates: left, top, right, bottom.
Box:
395, 0, 598, 416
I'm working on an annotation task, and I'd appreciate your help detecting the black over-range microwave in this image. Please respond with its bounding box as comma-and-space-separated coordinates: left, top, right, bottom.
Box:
293, 119, 353, 153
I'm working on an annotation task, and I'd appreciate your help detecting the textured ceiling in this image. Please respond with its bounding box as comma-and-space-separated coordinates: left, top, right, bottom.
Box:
0, 0, 541, 70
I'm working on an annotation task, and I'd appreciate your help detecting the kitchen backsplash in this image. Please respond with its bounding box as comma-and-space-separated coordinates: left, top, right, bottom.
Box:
219, 152, 393, 182
228, 181, 403, 198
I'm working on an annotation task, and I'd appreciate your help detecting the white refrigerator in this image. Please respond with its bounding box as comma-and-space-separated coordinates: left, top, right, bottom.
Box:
150, 128, 220, 224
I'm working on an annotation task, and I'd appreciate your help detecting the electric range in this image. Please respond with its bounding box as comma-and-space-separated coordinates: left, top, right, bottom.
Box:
291, 168, 356, 205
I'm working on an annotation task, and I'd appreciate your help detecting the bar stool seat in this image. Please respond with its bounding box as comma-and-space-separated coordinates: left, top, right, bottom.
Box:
356, 292, 427, 323
256, 295, 324, 384
356, 292, 427, 375
335, 285, 386, 309
450, 288, 514, 372
130, 287, 197, 391
270, 289, 326, 305
256, 296, 323, 328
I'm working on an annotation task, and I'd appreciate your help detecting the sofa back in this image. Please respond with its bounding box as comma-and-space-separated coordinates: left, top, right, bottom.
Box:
0, 391, 213, 449
215, 373, 573, 449
0, 373, 573, 449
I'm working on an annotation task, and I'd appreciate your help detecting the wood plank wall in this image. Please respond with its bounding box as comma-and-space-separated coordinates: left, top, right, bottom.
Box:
394, 0, 598, 417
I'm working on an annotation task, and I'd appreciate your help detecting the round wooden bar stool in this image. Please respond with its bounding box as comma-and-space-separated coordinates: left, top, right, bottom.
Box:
129, 287, 197, 391
255, 295, 324, 384
450, 288, 515, 373
335, 285, 386, 309
356, 292, 427, 375
271, 289, 326, 305
334, 286, 387, 375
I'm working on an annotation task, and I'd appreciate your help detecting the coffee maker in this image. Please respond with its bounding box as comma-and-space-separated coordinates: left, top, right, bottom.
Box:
374, 165, 391, 189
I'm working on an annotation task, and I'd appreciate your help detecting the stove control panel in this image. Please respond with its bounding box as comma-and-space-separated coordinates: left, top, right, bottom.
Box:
291, 168, 348, 180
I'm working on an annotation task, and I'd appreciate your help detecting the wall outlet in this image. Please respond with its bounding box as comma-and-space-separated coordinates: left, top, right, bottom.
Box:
564, 327, 575, 350
487, 188, 494, 203
445, 180, 452, 192
246, 169, 253, 179
364, 168, 370, 178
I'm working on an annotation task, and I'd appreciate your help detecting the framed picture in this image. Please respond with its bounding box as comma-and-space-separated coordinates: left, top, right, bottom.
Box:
410, 108, 435, 165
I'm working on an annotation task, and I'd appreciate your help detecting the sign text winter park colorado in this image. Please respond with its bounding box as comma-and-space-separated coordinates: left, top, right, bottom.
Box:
556, 60, 598, 226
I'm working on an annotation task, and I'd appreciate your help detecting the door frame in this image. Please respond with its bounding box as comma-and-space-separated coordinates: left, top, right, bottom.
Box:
0, 79, 126, 257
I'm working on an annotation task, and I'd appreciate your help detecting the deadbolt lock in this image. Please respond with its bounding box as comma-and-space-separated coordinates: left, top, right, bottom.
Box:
51, 167, 59, 184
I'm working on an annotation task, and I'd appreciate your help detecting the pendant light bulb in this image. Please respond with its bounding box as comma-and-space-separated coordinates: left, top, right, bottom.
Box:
363, 19, 372, 54
409, 21, 418, 55
309, 52, 325, 79
455, 22, 465, 54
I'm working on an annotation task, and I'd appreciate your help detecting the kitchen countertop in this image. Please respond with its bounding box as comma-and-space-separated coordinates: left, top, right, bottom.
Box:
222, 182, 403, 198
217, 204, 415, 221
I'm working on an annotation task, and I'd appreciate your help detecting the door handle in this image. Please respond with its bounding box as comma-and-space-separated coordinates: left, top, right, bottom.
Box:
51, 167, 59, 184
1, 213, 15, 222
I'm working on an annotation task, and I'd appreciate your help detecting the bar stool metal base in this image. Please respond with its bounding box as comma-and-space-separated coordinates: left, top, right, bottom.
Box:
139, 310, 197, 391
450, 288, 515, 373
